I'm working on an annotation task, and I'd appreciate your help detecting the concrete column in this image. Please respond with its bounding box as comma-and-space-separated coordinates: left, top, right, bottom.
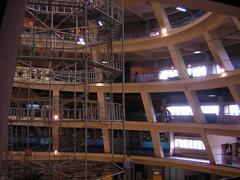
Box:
168, 44, 189, 79
52, 89, 60, 151
169, 132, 174, 156
97, 91, 106, 120
102, 128, 111, 153
200, 130, 216, 164
184, 88, 206, 123
203, 31, 234, 71
141, 92, 164, 157
141, 92, 156, 122
150, 130, 164, 158
151, 2, 172, 31
0, 0, 27, 162
205, 53, 212, 76
167, 43, 215, 163
228, 85, 240, 107
218, 96, 224, 115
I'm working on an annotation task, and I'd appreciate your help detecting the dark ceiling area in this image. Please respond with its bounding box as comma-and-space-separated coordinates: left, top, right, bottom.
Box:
210, 0, 240, 8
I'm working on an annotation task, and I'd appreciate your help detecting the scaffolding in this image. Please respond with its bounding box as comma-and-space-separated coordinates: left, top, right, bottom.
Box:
5, 0, 126, 179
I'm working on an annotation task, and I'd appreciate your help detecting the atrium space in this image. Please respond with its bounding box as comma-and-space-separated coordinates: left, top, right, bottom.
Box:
0, 0, 240, 179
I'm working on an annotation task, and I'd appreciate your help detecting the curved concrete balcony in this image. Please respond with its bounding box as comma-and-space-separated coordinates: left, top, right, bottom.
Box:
113, 13, 228, 52
7, 151, 240, 177
13, 69, 240, 93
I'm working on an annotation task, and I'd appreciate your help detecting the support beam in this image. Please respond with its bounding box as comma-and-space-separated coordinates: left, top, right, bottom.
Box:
184, 88, 206, 123
151, 130, 164, 157
203, 31, 234, 71
168, 43, 213, 162
168, 44, 205, 124
97, 91, 106, 120
141, 91, 164, 157
141, 92, 156, 122
102, 128, 111, 153
151, 2, 171, 31
0, 0, 27, 162
168, 44, 189, 79
200, 130, 216, 165
52, 89, 60, 151
228, 84, 240, 107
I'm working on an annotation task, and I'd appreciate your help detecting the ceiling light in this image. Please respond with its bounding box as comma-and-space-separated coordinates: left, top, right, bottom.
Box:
208, 95, 216, 97
77, 37, 86, 45
193, 50, 202, 54
96, 83, 104, 86
161, 28, 168, 35
54, 150, 58, 155
98, 21, 103, 27
176, 6, 187, 12
54, 115, 59, 120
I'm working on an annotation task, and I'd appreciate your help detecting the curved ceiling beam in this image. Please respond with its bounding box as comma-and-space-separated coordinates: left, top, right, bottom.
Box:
113, 13, 228, 52
119, 0, 240, 18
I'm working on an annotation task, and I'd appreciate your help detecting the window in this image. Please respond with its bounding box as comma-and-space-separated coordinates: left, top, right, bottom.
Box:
201, 105, 219, 115
159, 65, 207, 80
187, 66, 207, 77
167, 106, 193, 116
224, 105, 240, 116
167, 105, 219, 116
174, 138, 205, 150
159, 69, 178, 80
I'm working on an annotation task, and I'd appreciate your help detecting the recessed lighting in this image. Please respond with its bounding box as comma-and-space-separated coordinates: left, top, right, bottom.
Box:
208, 95, 216, 97
176, 6, 187, 12
193, 51, 202, 54
161, 28, 168, 35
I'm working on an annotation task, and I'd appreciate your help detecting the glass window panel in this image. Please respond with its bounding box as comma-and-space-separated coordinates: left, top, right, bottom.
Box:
174, 138, 205, 150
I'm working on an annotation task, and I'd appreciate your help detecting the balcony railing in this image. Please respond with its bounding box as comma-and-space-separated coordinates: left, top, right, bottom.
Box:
9, 102, 123, 121
133, 63, 240, 83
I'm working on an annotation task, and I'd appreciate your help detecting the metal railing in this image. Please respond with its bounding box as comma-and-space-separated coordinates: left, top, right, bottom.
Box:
9, 107, 50, 120
133, 63, 240, 83
8, 102, 123, 121
27, 0, 123, 23
14, 66, 122, 84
